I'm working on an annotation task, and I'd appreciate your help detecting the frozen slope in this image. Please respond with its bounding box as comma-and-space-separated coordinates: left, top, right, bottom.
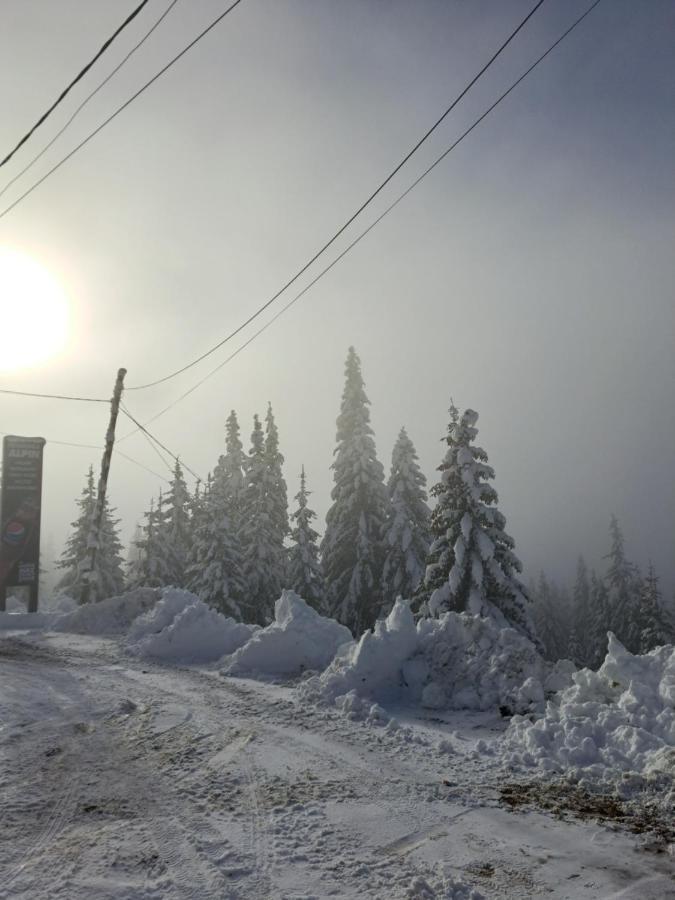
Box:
0, 631, 673, 900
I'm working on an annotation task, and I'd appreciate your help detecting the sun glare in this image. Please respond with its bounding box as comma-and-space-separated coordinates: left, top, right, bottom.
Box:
0, 247, 70, 373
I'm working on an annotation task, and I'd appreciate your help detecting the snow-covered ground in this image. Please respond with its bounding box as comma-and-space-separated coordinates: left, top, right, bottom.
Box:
1, 621, 673, 899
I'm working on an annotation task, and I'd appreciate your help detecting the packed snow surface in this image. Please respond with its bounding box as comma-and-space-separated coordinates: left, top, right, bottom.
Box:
53, 587, 159, 635
223, 590, 352, 676
127, 587, 256, 663
301, 598, 569, 715
504, 633, 675, 788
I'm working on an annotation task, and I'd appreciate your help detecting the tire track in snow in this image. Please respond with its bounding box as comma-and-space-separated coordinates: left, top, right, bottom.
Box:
0, 777, 79, 895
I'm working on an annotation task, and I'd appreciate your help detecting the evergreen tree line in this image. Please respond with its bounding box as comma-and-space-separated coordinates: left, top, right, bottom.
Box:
56, 348, 673, 661
530, 518, 674, 666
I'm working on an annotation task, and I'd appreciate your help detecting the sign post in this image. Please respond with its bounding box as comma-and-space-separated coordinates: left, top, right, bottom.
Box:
0, 435, 46, 613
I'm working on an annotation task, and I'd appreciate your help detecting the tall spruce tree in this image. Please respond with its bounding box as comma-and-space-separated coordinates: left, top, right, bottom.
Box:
321, 348, 388, 635
188, 473, 245, 618
159, 460, 192, 587
636, 563, 672, 652
214, 410, 247, 528
531, 571, 569, 661
381, 427, 430, 616
288, 466, 325, 611
57, 466, 124, 601
604, 516, 641, 652
264, 403, 290, 583
240, 414, 285, 624
128, 495, 173, 589
420, 406, 536, 641
568, 556, 592, 666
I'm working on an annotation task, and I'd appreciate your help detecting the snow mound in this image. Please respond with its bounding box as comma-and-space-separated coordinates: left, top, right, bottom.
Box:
301, 598, 566, 715
0, 611, 57, 630
53, 588, 160, 635
504, 633, 675, 789
127, 589, 256, 664
223, 590, 352, 676
44, 594, 79, 614
127, 588, 199, 641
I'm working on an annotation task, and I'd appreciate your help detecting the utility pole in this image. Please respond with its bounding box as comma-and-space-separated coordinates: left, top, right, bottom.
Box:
80, 368, 126, 604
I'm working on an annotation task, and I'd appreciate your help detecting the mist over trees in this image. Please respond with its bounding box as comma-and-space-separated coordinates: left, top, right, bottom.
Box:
55, 348, 674, 662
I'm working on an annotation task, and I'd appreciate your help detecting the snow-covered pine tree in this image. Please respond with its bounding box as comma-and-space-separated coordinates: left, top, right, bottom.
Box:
636, 562, 673, 652
604, 516, 641, 652
568, 556, 592, 666
57, 466, 97, 599
57, 467, 125, 601
214, 410, 247, 528
288, 466, 325, 611
187, 472, 245, 618
264, 403, 290, 584
158, 460, 192, 587
239, 414, 285, 624
420, 406, 536, 641
381, 427, 430, 617
321, 348, 388, 635
531, 572, 568, 661
128, 495, 173, 589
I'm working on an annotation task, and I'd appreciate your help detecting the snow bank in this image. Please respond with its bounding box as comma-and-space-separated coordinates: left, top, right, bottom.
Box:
53, 587, 160, 635
301, 599, 568, 715
0, 611, 57, 630
223, 590, 352, 676
504, 633, 675, 789
127, 588, 255, 664
44, 594, 79, 614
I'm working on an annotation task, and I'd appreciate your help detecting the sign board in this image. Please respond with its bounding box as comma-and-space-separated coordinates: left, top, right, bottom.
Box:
0, 435, 46, 612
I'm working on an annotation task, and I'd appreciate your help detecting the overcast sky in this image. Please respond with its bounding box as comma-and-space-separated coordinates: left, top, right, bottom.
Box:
1, 0, 673, 595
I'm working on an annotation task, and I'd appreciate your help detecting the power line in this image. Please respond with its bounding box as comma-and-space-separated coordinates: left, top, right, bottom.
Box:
120, 405, 202, 481
127, 0, 547, 391
0, 0, 181, 201
127, 409, 175, 475
0, 430, 169, 482
0, 387, 108, 403
0, 0, 243, 222
0, 0, 151, 170
122, 0, 603, 434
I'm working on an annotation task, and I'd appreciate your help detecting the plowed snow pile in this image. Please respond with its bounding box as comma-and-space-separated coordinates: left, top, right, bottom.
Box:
301, 599, 571, 714
503, 633, 675, 791
53, 587, 160, 635
127, 588, 256, 663
223, 590, 352, 676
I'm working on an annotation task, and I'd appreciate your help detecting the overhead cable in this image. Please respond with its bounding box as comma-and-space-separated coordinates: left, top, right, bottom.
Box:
0, 0, 181, 201
0, 0, 151, 169
0, 0, 244, 221
127, 0, 547, 390
120, 405, 202, 481
0, 430, 168, 481
0, 387, 108, 403
122, 0, 603, 432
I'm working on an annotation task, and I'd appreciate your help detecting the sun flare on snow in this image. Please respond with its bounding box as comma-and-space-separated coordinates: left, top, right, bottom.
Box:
0, 246, 70, 372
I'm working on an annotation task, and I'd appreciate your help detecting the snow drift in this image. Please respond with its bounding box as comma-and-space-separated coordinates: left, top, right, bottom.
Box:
127, 588, 256, 664
300, 598, 570, 715
504, 633, 675, 788
53, 587, 160, 635
223, 590, 352, 676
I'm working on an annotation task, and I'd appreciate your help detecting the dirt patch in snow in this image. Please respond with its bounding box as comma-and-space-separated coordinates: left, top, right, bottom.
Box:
500, 781, 675, 847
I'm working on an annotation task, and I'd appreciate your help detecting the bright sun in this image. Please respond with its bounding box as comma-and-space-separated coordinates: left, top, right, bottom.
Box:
0, 247, 70, 373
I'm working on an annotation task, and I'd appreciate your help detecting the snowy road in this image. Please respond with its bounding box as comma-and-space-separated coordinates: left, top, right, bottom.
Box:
1, 632, 673, 899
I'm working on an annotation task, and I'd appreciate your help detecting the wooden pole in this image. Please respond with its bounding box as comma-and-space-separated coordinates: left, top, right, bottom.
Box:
80, 368, 126, 604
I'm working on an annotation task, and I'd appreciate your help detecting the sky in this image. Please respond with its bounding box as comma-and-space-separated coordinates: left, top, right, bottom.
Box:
0, 0, 673, 596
